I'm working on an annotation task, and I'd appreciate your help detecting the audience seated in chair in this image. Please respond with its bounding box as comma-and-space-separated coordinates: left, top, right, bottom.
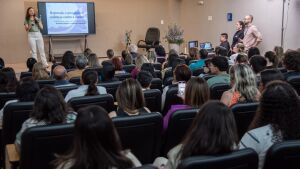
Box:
54, 105, 141, 169
26, 58, 37, 72
248, 47, 261, 59
189, 49, 208, 72
109, 79, 151, 118
273, 46, 284, 67
128, 44, 139, 62
121, 50, 133, 65
137, 71, 153, 90
53, 65, 76, 87
141, 63, 157, 78
162, 65, 192, 112
221, 64, 260, 107
264, 51, 278, 69
32, 62, 50, 80
67, 55, 88, 80
259, 69, 284, 92
229, 43, 246, 65
239, 81, 300, 169
61, 51, 76, 70
249, 55, 267, 79
65, 69, 107, 102
283, 50, 300, 80
215, 46, 228, 57
155, 101, 238, 169
83, 48, 93, 58
234, 53, 248, 65
87, 53, 101, 68
155, 45, 166, 64
0, 68, 18, 93
112, 56, 126, 74
185, 47, 198, 66
15, 86, 77, 152
0, 77, 39, 128
206, 56, 230, 87
220, 33, 231, 52
131, 55, 149, 79
0, 57, 5, 70
102, 49, 114, 66
101, 63, 119, 83
164, 77, 209, 130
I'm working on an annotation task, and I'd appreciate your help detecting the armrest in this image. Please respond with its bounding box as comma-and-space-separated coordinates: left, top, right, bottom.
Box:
6, 144, 20, 168
137, 40, 146, 46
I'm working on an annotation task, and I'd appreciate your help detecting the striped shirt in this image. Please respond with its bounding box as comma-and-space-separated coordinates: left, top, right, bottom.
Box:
243, 24, 262, 51
239, 124, 280, 169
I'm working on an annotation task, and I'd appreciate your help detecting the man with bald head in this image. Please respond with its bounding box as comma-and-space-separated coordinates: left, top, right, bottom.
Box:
243, 15, 262, 51
53, 65, 76, 87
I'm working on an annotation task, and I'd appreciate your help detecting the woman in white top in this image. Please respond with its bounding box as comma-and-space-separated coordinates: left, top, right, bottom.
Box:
54, 105, 141, 169
65, 69, 107, 102
239, 81, 300, 169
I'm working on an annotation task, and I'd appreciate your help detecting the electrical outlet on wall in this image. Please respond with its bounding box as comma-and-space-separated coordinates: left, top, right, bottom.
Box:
208, 16, 213, 21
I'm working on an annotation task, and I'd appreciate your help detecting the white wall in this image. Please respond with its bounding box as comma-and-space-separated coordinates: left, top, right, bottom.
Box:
180, 0, 300, 53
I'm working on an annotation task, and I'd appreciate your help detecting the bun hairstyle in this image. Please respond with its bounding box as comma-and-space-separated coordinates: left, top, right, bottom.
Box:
82, 69, 99, 96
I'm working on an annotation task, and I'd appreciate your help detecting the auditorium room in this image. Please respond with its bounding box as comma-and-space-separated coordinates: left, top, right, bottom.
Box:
0, 0, 300, 169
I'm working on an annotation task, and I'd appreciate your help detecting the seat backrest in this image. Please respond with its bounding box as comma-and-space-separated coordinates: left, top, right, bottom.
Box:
68, 94, 114, 112
143, 89, 162, 112
0, 92, 16, 109
264, 140, 300, 169
115, 73, 132, 81
177, 148, 258, 169
153, 63, 162, 71
20, 72, 32, 79
231, 102, 259, 139
287, 75, 300, 95
69, 77, 81, 85
163, 77, 174, 87
112, 112, 163, 164
162, 108, 198, 155
2, 101, 34, 145
154, 70, 162, 79
163, 69, 173, 82
19, 124, 74, 169
55, 85, 79, 97
123, 64, 136, 73
192, 68, 204, 76
210, 83, 231, 100
36, 80, 55, 88
163, 86, 183, 115
145, 27, 160, 45
203, 74, 216, 81
150, 78, 163, 91
98, 81, 122, 100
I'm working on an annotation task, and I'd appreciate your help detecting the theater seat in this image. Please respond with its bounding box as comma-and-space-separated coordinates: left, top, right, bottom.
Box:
98, 81, 122, 100
210, 83, 231, 100
69, 77, 81, 85
177, 148, 258, 169
162, 85, 183, 116
115, 73, 132, 81
286, 75, 300, 95
19, 124, 74, 169
0, 92, 16, 109
113, 112, 163, 164
19, 72, 32, 79
144, 89, 161, 112
231, 102, 259, 139
36, 80, 55, 88
68, 94, 114, 112
153, 63, 162, 71
192, 68, 204, 76
123, 64, 136, 73
162, 108, 198, 155
203, 74, 216, 81
55, 85, 78, 97
264, 140, 300, 169
150, 78, 162, 91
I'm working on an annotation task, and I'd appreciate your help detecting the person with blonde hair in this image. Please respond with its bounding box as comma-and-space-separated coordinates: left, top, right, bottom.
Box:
221, 64, 260, 107
229, 43, 246, 65
87, 53, 101, 68
131, 55, 149, 79
32, 62, 50, 80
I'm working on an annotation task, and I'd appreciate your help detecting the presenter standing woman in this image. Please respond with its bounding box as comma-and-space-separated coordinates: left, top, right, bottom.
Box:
24, 7, 49, 68
231, 21, 245, 50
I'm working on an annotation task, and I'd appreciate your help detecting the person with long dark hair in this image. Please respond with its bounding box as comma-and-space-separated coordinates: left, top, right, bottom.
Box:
239, 81, 300, 169
61, 51, 76, 70
15, 86, 77, 151
65, 69, 107, 102
55, 106, 141, 169
1, 67, 18, 92
24, 7, 48, 68
159, 101, 238, 169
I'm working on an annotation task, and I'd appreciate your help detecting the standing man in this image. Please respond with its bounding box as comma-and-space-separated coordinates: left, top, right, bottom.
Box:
243, 15, 263, 51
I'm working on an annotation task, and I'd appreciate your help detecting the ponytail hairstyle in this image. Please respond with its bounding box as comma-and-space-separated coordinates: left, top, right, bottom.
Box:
82, 69, 99, 96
